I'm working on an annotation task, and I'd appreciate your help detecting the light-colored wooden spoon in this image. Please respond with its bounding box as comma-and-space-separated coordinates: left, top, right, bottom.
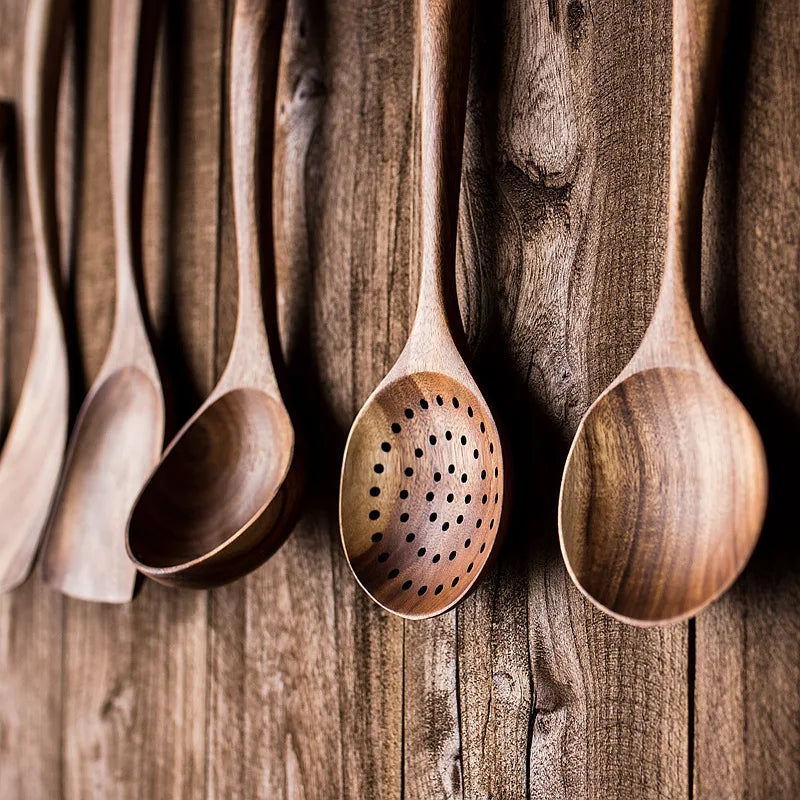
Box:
0, 0, 70, 593
126, 0, 302, 589
339, 0, 507, 620
558, 0, 768, 626
39, 0, 164, 603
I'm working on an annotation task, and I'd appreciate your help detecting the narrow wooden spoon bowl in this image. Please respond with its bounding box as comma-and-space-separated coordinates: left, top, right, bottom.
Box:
341, 373, 504, 618
560, 367, 766, 624
558, 0, 768, 625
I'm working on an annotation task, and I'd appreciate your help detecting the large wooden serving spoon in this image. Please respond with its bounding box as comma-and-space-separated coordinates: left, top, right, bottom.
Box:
0, 0, 70, 593
126, 0, 302, 589
339, 0, 507, 620
558, 0, 768, 626
39, 0, 164, 603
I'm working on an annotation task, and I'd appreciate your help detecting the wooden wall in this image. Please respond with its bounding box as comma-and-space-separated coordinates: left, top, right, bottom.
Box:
0, 0, 798, 797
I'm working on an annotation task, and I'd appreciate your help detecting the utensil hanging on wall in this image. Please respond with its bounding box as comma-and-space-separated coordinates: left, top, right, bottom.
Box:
0, 0, 70, 594
558, 0, 768, 625
126, 0, 303, 589
39, 0, 165, 603
339, 0, 508, 619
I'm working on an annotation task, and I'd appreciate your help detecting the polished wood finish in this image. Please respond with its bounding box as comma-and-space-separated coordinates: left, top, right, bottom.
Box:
558, 0, 768, 625
339, 0, 507, 619
0, 0, 69, 593
38, 0, 164, 603
126, 0, 302, 589
1, 0, 799, 797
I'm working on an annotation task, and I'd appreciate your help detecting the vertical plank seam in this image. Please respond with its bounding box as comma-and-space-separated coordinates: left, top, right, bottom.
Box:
688, 618, 695, 800
525, 584, 536, 799
58, 597, 66, 800
400, 621, 406, 800
454, 609, 464, 798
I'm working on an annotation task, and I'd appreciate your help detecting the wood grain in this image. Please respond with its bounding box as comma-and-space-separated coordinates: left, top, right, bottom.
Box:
0, 0, 798, 798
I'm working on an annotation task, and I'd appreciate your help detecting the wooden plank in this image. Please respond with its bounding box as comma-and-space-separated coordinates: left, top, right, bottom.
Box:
59, 0, 224, 797
695, 0, 800, 796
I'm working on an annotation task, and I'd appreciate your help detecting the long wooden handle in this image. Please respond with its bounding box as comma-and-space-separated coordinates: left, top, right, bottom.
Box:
108, 0, 160, 324
21, 0, 70, 287
413, 0, 472, 343
665, 0, 729, 283
229, 0, 286, 356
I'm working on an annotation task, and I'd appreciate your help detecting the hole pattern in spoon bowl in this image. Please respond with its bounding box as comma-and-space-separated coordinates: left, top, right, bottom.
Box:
340, 372, 504, 618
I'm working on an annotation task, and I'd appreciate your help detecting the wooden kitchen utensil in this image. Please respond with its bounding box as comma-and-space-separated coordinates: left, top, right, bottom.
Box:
339, 0, 507, 620
0, 0, 70, 593
39, 0, 164, 603
558, 0, 768, 626
126, 0, 301, 589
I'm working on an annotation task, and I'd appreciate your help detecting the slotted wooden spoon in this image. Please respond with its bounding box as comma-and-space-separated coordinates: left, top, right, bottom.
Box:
558, 0, 768, 626
126, 0, 302, 589
339, 0, 507, 620
0, 0, 70, 593
39, 0, 164, 603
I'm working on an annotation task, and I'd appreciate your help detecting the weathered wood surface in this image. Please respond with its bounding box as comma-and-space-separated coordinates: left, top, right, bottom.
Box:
0, 0, 797, 798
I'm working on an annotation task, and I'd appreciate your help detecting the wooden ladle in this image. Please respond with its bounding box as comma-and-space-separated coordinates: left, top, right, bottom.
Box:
39, 0, 164, 603
126, 0, 301, 589
558, 0, 768, 626
339, 0, 507, 620
0, 0, 70, 593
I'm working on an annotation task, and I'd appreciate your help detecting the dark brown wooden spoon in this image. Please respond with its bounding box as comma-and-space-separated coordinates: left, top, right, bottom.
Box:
339, 0, 508, 620
558, 0, 768, 626
0, 0, 70, 593
126, 0, 302, 589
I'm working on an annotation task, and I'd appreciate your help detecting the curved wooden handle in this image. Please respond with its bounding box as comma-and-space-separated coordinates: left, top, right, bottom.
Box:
411, 0, 472, 347
21, 0, 70, 287
229, 0, 286, 369
665, 0, 729, 290
108, 0, 160, 324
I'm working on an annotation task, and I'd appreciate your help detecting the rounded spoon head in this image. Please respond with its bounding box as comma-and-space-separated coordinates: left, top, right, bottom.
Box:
41, 366, 163, 602
559, 366, 768, 625
340, 371, 505, 619
126, 387, 298, 588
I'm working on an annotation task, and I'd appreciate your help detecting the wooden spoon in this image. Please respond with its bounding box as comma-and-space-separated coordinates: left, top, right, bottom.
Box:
339, 0, 507, 620
39, 0, 164, 603
0, 0, 70, 593
126, 0, 301, 589
558, 0, 768, 626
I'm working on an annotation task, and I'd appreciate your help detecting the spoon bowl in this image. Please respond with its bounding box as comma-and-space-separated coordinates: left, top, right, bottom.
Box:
341, 372, 504, 618
560, 367, 767, 624
41, 366, 162, 600
127, 388, 296, 586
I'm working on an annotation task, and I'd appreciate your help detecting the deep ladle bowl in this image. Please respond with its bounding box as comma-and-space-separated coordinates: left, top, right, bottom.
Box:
126, 0, 301, 589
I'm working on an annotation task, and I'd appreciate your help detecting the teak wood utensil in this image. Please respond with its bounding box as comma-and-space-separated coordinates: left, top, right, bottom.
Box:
558, 0, 768, 626
339, 0, 507, 620
126, 0, 301, 589
0, 0, 70, 593
39, 0, 164, 603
